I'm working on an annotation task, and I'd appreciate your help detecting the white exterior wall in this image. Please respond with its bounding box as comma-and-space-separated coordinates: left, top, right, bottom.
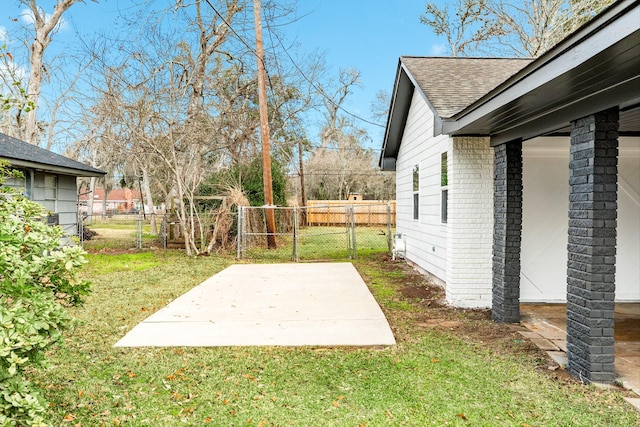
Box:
445, 137, 494, 308
395, 90, 449, 282
522, 136, 640, 302
57, 175, 79, 236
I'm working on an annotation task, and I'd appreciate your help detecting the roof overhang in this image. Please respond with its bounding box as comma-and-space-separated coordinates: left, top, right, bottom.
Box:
442, 0, 640, 145
6, 158, 106, 177
379, 62, 413, 171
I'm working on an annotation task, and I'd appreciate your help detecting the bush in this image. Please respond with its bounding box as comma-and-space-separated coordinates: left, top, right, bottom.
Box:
0, 161, 90, 426
202, 157, 287, 207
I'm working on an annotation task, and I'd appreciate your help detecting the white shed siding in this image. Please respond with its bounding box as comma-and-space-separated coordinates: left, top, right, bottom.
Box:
446, 136, 494, 308
395, 90, 449, 282
57, 175, 78, 236
30, 171, 79, 237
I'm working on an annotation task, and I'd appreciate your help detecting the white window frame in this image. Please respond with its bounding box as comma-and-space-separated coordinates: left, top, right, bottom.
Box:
441, 152, 448, 224
412, 164, 419, 220
43, 174, 57, 200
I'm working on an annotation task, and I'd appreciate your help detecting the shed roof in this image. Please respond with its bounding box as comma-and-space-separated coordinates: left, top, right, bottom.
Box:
401, 56, 532, 119
0, 133, 105, 177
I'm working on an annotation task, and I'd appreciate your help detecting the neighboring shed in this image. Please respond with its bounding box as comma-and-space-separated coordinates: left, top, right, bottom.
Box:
380, 0, 639, 384
0, 132, 106, 237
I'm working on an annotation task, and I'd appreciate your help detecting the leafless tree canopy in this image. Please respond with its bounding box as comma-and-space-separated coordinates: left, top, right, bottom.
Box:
2, 0, 395, 254
420, 0, 616, 58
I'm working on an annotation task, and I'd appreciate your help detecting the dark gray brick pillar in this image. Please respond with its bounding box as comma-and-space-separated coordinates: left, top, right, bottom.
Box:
566, 108, 619, 384
492, 141, 523, 323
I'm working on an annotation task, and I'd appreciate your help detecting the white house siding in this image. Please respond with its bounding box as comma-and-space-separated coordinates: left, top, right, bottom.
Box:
395, 90, 449, 283
521, 136, 639, 302
445, 136, 494, 308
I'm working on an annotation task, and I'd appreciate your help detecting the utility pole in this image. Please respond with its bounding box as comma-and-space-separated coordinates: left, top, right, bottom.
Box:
253, 0, 277, 248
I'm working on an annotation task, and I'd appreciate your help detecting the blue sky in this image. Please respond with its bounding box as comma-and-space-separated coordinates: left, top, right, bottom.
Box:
1, 0, 443, 147
286, 0, 441, 141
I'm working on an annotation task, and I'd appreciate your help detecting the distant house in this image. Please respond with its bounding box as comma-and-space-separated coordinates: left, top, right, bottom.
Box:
380, 0, 638, 383
79, 187, 142, 215
0, 132, 106, 236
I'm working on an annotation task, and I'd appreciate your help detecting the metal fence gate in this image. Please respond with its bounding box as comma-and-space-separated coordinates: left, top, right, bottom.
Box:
237, 204, 393, 262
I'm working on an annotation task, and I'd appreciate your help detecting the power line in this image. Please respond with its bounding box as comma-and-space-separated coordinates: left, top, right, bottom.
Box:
203, 0, 260, 62
204, 0, 385, 130
269, 28, 385, 129
286, 172, 392, 177
308, 145, 382, 153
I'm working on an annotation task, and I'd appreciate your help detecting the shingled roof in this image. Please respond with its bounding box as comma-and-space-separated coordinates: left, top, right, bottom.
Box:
401, 56, 533, 118
0, 132, 105, 177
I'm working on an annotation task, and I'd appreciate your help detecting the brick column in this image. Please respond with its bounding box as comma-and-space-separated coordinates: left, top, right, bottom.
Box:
447, 137, 494, 308
492, 141, 523, 323
566, 108, 618, 384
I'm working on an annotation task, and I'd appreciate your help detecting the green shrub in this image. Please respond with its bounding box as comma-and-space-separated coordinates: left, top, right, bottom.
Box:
0, 161, 90, 426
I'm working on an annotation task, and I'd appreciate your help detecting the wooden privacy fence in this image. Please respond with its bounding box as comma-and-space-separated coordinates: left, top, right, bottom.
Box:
306, 200, 396, 226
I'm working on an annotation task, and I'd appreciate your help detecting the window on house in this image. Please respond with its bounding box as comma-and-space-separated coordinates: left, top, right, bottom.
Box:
413, 165, 419, 220
5, 170, 25, 192
441, 153, 448, 223
44, 174, 57, 200
5, 169, 32, 198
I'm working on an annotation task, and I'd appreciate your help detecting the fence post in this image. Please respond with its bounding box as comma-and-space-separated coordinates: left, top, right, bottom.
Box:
387, 202, 392, 252
236, 207, 243, 259
350, 205, 357, 259
345, 205, 351, 254
136, 213, 143, 249
292, 206, 298, 262
236, 207, 241, 259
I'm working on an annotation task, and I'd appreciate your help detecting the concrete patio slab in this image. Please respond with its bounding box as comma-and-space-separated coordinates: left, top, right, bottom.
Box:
115, 263, 396, 347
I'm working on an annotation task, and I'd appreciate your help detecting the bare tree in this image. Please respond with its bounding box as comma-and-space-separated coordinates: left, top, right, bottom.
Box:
420, 0, 616, 57
419, 0, 504, 57
0, 46, 33, 136
20, 0, 92, 145
370, 89, 391, 124
76, 0, 247, 255
304, 69, 393, 201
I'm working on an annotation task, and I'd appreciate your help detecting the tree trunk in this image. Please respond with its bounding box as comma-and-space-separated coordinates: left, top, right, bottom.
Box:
25, 38, 45, 145
87, 176, 96, 225
102, 188, 108, 219
23, 0, 78, 145
141, 167, 157, 235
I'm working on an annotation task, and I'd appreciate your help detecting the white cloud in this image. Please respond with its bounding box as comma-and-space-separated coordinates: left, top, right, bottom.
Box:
20, 9, 35, 25
430, 44, 447, 56
0, 26, 8, 42
20, 8, 69, 32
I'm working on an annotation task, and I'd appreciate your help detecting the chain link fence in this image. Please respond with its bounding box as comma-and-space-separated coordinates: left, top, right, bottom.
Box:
79, 212, 166, 250
237, 203, 394, 262
78, 202, 394, 261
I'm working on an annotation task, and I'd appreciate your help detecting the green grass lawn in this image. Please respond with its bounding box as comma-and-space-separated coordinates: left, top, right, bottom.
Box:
82, 220, 159, 251
34, 250, 640, 426
245, 226, 391, 261
83, 221, 390, 261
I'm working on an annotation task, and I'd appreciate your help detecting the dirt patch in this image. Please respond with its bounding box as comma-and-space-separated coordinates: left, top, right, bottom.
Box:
86, 247, 141, 255
359, 253, 580, 385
